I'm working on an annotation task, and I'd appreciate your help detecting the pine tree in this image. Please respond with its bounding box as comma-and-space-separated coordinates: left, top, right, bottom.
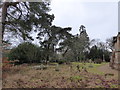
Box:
1, 1, 54, 42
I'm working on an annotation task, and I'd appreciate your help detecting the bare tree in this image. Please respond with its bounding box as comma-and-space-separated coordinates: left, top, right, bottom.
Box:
106, 37, 114, 52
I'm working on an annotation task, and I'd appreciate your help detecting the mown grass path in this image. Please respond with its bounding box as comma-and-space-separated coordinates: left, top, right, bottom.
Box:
97, 63, 118, 80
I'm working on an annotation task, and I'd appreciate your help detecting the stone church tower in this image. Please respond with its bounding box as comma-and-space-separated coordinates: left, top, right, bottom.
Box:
110, 32, 120, 70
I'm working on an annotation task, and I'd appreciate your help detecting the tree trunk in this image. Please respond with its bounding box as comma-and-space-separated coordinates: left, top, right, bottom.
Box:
1, 2, 19, 41
2, 2, 8, 40
46, 55, 49, 64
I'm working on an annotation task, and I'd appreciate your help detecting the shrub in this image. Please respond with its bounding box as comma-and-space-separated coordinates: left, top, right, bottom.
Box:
57, 60, 66, 64
8, 42, 43, 64
94, 59, 102, 64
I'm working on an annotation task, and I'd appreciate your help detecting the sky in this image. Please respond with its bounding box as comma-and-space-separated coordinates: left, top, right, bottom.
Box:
49, 0, 118, 42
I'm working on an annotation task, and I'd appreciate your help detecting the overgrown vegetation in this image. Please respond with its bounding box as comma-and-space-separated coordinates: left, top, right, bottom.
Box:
1, 1, 112, 64
1, 0, 116, 88
8, 42, 43, 64
7, 26, 112, 64
2, 63, 118, 88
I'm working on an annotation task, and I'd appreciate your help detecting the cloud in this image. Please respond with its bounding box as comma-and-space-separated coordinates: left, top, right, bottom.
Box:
50, 1, 118, 41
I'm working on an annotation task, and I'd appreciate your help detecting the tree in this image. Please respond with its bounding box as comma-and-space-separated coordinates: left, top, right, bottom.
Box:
106, 37, 114, 52
8, 42, 43, 64
1, 1, 54, 42
88, 44, 111, 62
79, 25, 90, 60
37, 25, 73, 63
88, 45, 100, 60
79, 25, 85, 32
59, 25, 90, 62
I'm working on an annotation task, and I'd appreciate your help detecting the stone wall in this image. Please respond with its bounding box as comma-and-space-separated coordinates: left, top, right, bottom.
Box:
110, 33, 120, 70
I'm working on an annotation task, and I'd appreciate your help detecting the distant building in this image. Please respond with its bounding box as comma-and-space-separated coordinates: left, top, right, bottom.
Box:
110, 32, 120, 70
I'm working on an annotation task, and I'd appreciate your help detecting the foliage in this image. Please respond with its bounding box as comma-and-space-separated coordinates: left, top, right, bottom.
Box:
88, 45, 111, 62
59, 25, 90, 62
3, 62, 118, 88
37, 25, 73, 62
8, 42, 43, 64
2, 1, 54, 42
70, 76, 84, 81
2, 1, 112, 64
57, 60, 66, 64
106, 37, 114, 51
72, 62, 107, 75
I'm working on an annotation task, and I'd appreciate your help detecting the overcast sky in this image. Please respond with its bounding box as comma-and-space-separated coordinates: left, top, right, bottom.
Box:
49, 0, 118, 42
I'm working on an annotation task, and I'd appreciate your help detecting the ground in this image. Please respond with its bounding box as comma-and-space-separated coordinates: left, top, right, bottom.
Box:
2, 62, 118, 88
98, 63, 118, 80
